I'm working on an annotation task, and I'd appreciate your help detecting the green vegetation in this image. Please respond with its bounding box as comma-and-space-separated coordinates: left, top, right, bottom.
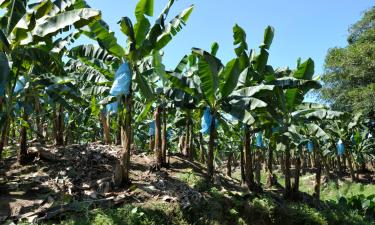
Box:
320, 7, 375, 117
0, 0, 374, 225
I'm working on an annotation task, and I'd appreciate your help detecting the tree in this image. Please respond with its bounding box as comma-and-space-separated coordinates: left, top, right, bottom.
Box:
0, 0, 101, 163
74, 0, 193, 186
320, 7, 375, 119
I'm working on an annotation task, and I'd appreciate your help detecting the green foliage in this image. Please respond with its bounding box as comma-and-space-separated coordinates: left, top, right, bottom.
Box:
321, 6, 375, 118
58, 202, 189, 225
178, 169, 209, 192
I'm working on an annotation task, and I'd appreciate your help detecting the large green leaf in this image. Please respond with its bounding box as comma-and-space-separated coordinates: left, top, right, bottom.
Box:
69, 44, 117, 62
232, 84, 275, 98
118, 17, 135, 44
211, 42, 219, 56
135, 101, 152, 122
135, 70, 154, 102
66, 59, 110, 84
284, 79, 321, 110
293, 58, 314, 79
154, 5, 193, 50
81, 20, 125, 58
51, 0, 78, 16
12, 47, 65, 75
233, 24, 247, 57
28, 0, 54, 19
51, 30, 81, 53
174, 54, 188, 74
145, 0, 174, 48
271, 77, 321, 89
135, 0, 154, 18
292, 108, 344, 120
32, 8, 101, 38
134, 0, 153, 48
253, 48, 269, 74
134, 14, 150, 49
6, 0, 26, 35
164, 72, 195, 96
0, 29, 10, 52
262, 26, 274, 50
307, 123, 330, 140
193, 48, 222, 106
219, 58, 240, 98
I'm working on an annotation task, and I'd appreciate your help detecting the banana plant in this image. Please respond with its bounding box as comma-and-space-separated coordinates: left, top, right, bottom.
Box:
285, 104, 345, 201
265, 62, 321, 198
164, 41, 271, 181
0, 0, 101, 162
74, 0, 194, 186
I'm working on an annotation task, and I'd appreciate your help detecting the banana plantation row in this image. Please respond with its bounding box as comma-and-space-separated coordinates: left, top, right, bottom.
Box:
0, 0, 373, 205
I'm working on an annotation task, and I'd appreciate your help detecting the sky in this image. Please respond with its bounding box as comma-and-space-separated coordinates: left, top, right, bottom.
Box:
87, 0, 374, 76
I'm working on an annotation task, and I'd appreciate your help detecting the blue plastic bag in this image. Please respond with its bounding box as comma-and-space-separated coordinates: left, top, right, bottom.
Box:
307, 140, 314, 152
149, 121, 155, 136
200, 107, 218, 134
337, 139, 345, 156
109, 62, 132, 97
255, 132, 263, 148
106, 101, 119, 115
64, 112, 69, 124
14, 76, 25, 94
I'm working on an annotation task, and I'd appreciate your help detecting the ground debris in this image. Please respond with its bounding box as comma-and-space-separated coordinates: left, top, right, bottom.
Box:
0, 143, 232, 223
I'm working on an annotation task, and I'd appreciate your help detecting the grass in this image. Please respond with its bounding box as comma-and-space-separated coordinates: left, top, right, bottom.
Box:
32, 201, 189, 225
293, 172, 375, 201
249, 168, 375, 201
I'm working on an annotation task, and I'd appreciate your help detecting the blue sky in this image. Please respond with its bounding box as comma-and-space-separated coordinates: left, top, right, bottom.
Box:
88, 0, 373, 76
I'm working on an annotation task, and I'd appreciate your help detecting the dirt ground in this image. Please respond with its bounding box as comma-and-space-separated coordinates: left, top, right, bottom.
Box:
0, 143, 242, 224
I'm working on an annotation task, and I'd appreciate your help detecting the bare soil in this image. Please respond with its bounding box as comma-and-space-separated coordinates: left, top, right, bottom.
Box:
0, 143, 243, 223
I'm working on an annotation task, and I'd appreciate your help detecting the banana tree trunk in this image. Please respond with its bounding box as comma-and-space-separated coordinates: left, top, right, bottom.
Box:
284, 147, 292, 199
267, 143, 275, 187
244, 127, 255, 191
292, 153, 301, 199
34, 95, 44, 142
120, 93, 132, 186
302, 151, 308, 175
100, 111, 110, 145
183, 118, 190, 158
255, 150, 261, 187
189, 124, 194, 161
154, 106, 162, 169
323, 157, 331, 177
280, 154, 286, 174
313, 152, 322, 205
161, 108, 167, 165
18, 107, 30, 165
227, 152, 233, 177
199, 132, 206, 163
179, 136, 184, 154
149, 136, 154, 152
240, 144, 245, 185
116, 116, 121, 145
0, 118, 9, 160
54, 105, 64, 146
346, 151, 356, 182
354, 163, 360, 180
207, 111, 216, 180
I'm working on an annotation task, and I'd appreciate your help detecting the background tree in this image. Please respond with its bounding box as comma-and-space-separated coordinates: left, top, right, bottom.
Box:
320, 7, 375, 119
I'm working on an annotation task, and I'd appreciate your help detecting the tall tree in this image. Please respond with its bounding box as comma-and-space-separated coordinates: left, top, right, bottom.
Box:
320, 7, 375, 119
